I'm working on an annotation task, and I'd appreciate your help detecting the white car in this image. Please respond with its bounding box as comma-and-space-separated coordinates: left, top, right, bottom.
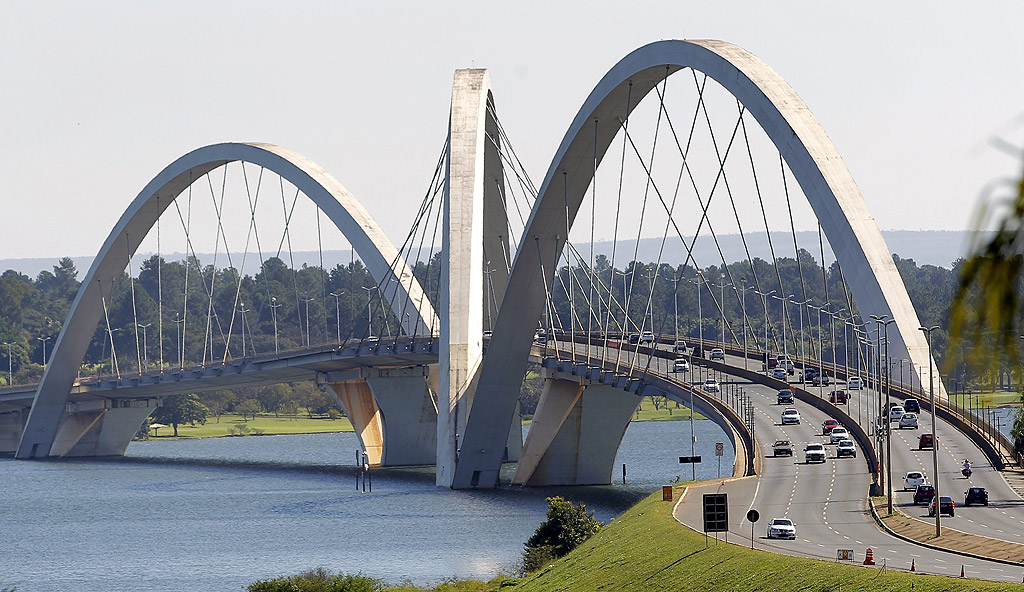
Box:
781, 408, 801, 425
829, 427, 850, 444
836, 439, 857, 458
889, 406, 905, 422
710, 348, 725, 360
804, 443, 826, 463
899, 412, 919, 429
766, 518, 797, 539
771, 367, 788, 380
903, 471, 927, 491
673, 358, 690, 372
673, 340, 687, 353
703, 378, 720, 393
847, 376, 862, 389
639, 331, 655, 343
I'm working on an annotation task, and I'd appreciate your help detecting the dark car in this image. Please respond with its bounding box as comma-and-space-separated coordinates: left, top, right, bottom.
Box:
918, 433, 934, 450
913, 484, 935, 505
964, 487, 989, 506
822, 419, 840, 435
777, 388, 794, 405
929, 495, 955, 517
903, 398, 921, 413
628, 333, 640, 344
829, 390, 848, 405
691, 344, 704, 358
803, 367, 820, 382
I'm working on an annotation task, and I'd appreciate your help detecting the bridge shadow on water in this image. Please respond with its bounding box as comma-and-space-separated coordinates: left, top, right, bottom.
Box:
27, 453, 650, 516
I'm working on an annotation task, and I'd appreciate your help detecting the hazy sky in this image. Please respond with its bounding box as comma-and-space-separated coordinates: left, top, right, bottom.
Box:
2, 1, 1023, 261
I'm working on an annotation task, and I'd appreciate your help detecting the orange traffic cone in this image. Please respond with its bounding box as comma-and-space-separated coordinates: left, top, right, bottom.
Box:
960, 565, 965, 578
910, 559, 916, 572
864, 548, 875, 565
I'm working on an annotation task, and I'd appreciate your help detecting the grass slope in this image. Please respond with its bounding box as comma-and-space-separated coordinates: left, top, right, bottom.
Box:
151, 414, 354, 438
507, 486, 1020, 592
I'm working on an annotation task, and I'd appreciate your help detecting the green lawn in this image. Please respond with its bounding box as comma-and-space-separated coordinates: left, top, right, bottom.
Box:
504, 486, 1019, 592
150, 413, 354, 439
157, 401, 704, 439
949, 391, 1022, 408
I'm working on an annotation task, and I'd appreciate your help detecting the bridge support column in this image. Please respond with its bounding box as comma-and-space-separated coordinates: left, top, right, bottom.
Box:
0, 409, 27, 453
325, 367, 436, 466
51, 399, 157, 457
328, 380, 384, 465
512, 377, 641, 486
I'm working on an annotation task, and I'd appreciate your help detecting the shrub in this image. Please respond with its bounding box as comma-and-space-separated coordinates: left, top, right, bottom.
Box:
521, 496, 600, 573
248, 568, 381, 592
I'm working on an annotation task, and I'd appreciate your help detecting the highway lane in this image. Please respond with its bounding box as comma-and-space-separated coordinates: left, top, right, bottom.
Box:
680, 374, 1024, 582
886, 404, 1024, 545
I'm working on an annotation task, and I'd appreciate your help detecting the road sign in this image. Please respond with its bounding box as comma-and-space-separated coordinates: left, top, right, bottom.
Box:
715, 442, 725, 456
837, 549, 855, 561
702, 493, 729, 533
662, 486, 673, 501
746, 509, 759, 523
679, 455, 702, 463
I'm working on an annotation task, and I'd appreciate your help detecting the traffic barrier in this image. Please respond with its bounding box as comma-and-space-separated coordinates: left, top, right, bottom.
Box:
960, 565, 965, 578
864, 547, 875, 565
910, 559, 916, 572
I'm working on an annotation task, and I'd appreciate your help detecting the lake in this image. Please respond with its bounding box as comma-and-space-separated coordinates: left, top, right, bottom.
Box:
0, 417, 731, 591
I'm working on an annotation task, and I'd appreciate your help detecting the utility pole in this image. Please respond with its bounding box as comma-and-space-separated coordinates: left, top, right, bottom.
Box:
921, 325, 941, 537
270, 297, 281, 354
330, 291, 345, 344
2, 341, 13, 385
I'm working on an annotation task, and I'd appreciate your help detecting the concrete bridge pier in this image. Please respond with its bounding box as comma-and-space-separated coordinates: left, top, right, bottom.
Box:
48, 398, 158, 457
512, 375, 641, 486
325, 367, 437, 466
0, 409, 27, 453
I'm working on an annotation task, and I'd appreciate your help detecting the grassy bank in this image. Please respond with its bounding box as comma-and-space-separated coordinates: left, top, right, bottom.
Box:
156, 402, 704, 439
506, 486, 1014, 591
149, 414, 355, 439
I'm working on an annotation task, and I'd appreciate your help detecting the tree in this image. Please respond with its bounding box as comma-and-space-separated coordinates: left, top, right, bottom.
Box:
949, 150, 1024, 460
522, 496, 600, 573
236, 399, 263, 422
152, 393, 208, 436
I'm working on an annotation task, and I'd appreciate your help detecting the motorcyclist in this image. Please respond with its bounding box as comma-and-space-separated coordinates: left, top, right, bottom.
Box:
962, 459, 972, 475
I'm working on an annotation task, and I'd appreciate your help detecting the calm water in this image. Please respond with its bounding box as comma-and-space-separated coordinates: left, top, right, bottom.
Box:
0, 418, 731, 591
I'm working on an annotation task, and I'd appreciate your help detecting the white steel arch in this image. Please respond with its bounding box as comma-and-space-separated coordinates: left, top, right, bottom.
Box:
452, 39, 938, 488
17, 142, 437, 458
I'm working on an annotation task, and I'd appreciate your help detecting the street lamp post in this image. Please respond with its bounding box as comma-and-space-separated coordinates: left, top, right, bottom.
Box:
173, 312, 184, 369
138, 323, 152, 370
920, 325, 941, 537
238, 306, 249, 357
362, 286, 376, 337
301, 292, 315, 347
270, 297, 281, 354
689, 273, 705, 358
2, 341, 14, 385
872, 314, 897, 513
771, 295, 788, 360
790, 297, 807, 382
330, 291, 345, 344
718, 273, 729, 350
37, 335, 52, 368
754, 289, 775, 372
740, 277, 748, 370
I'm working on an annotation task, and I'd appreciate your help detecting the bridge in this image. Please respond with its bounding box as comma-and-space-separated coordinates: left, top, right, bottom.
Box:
0, 41, 1012, 514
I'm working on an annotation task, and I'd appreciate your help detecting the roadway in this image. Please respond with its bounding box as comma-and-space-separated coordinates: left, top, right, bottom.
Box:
886, 403, 1024, 545
675, 372, 1024, 582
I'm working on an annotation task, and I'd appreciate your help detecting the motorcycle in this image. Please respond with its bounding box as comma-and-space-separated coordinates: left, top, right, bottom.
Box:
962, 467, 973, 478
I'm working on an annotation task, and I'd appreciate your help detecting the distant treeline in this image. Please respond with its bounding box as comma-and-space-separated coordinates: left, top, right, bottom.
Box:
0, 250, 982, 388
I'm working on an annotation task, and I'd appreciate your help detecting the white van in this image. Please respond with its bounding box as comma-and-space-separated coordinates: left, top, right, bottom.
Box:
847, 376, 862, 390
